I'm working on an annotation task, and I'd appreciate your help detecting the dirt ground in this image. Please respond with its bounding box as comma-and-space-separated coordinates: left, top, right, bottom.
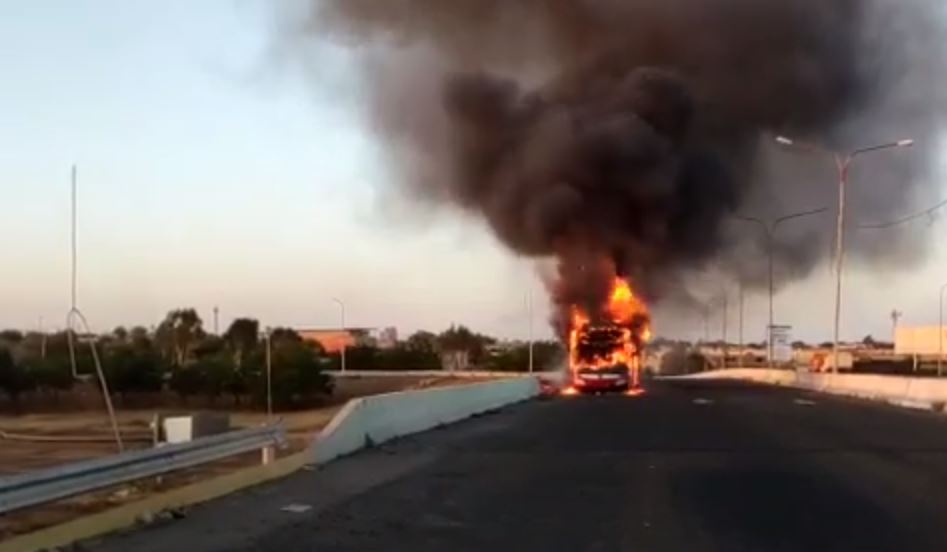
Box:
0, 375, 473, 475
0, 375, 491, 539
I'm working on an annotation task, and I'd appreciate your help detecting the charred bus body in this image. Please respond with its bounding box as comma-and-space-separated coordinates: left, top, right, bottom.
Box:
570, 324, 642, 394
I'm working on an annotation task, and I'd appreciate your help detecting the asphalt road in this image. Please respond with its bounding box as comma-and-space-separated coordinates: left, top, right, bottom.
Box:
87, 380, 947, 551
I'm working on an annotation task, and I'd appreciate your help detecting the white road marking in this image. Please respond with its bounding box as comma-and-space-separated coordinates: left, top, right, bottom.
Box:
281, 503, 313, 514
794, 398, 817, 406
693, 398, 714, 405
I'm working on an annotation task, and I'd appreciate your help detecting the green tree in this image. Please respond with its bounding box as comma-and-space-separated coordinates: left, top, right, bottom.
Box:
169, 366, 204, 404
193, 335, 225, 359
155, 309, 205, 367
194, 352, 233, 404
129, 326, 151, 348
0, 330, 24, 347
28, 357, 74, 399
224, 318, 259, 368
405, 331, 439, 354
105, 345, 164, 398
261, 339, 332, 409
376, 345, 441, 371
112, 326, 129, 342
438, 325, 496, 366
0, 348, 35, 403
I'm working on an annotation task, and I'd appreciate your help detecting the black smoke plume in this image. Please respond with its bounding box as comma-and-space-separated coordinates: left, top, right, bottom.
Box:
295, 0, 946, 333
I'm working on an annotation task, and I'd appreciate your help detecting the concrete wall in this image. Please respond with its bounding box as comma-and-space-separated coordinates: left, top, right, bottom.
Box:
308, 377, 540, 465
671, 369, 947, 410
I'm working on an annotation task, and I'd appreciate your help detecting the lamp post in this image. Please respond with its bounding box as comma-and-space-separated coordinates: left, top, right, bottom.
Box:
776, 135, 914, 374
721, 290, 728, 369
736, 207, 829, 367
331, 298, 347, 373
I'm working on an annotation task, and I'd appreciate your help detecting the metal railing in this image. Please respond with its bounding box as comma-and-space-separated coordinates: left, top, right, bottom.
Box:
0, 423, 286, 515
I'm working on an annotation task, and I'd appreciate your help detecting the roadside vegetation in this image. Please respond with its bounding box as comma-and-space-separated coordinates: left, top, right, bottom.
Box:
0, 311, 563, 412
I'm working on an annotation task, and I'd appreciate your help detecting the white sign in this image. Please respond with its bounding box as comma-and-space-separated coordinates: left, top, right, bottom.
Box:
770, 325, 793, 363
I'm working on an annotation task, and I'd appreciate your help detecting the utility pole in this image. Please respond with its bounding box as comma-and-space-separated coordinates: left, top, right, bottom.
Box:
265, 328, 273, 419
702, 304, 710, 343
939, 283, 947, 377
526, 288, 534, 373
213, 306, 220, 335
39, 316, 47, 359
738, 280, 744, 367
332, 298, 347, 373
890, 309, 902, 342
777, 135, 914, 374
721, 291, 728, 369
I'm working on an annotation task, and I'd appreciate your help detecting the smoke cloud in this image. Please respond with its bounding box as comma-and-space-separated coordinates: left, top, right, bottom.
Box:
292, 0, 946, 331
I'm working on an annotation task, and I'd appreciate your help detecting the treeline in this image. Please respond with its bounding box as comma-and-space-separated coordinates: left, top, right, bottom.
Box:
0, 310, 331, 410
0, 310, 564, 411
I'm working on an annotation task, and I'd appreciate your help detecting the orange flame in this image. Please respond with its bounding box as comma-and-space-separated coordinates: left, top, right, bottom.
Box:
568, 276, 651, 386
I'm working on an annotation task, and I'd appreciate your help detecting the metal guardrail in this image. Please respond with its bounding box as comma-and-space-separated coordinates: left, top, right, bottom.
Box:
0, 423, 286, 515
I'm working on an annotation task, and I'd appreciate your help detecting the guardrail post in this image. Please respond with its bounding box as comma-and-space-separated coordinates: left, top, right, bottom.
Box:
262, 445, 276, 466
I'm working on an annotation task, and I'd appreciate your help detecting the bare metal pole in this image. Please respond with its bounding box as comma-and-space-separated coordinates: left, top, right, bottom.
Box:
65, 165, 123, 452
527, 289, 534, 373
332, 298, 346, 373
939, 283, 947, 377
71, 165, 77, 312
265, 329, 273, 419
832, 154, 847, 376
721, 290, 728, 369
738, 280, 744, 367
39, 316, 47, 359
776, 136, 913, 375
702, 304, 710, 342
767, 231, 774, 365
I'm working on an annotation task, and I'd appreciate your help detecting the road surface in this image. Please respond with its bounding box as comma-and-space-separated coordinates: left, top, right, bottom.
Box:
87, 380, 947, 551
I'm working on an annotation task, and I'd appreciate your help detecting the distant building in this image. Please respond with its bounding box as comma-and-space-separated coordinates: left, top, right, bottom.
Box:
297, 328, 368, 353
296, 327, 398, 353
895, 326, 947, 357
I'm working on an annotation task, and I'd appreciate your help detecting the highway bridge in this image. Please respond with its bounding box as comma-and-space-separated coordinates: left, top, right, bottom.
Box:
86, 379, 947, 551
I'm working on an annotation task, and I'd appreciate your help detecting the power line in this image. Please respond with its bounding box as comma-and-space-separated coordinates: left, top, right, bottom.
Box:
858, 198, 947, 229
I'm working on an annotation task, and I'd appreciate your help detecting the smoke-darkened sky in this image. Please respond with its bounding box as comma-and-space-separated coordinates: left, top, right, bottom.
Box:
301, 0, 947, 334
2, 2, 946, 345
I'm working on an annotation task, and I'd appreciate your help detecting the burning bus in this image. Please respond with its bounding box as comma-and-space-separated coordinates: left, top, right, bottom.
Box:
567, 277, 651, 394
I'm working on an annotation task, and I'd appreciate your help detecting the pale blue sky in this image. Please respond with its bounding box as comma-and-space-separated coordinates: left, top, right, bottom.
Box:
1, 1, 945, 343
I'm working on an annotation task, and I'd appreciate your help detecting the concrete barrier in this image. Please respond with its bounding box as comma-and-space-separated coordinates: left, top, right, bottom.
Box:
6, 378, 539, 552
325, 369, 559, 379
665, 369, 947, 411
309, 377, 540, 465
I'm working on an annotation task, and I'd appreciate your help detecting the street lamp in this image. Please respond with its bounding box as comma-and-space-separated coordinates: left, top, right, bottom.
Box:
331, 298, 347, 373
939, 283, 947, 377
698, 287, 728, 368
735, 207, 829, 367
776, 135, 914, 374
